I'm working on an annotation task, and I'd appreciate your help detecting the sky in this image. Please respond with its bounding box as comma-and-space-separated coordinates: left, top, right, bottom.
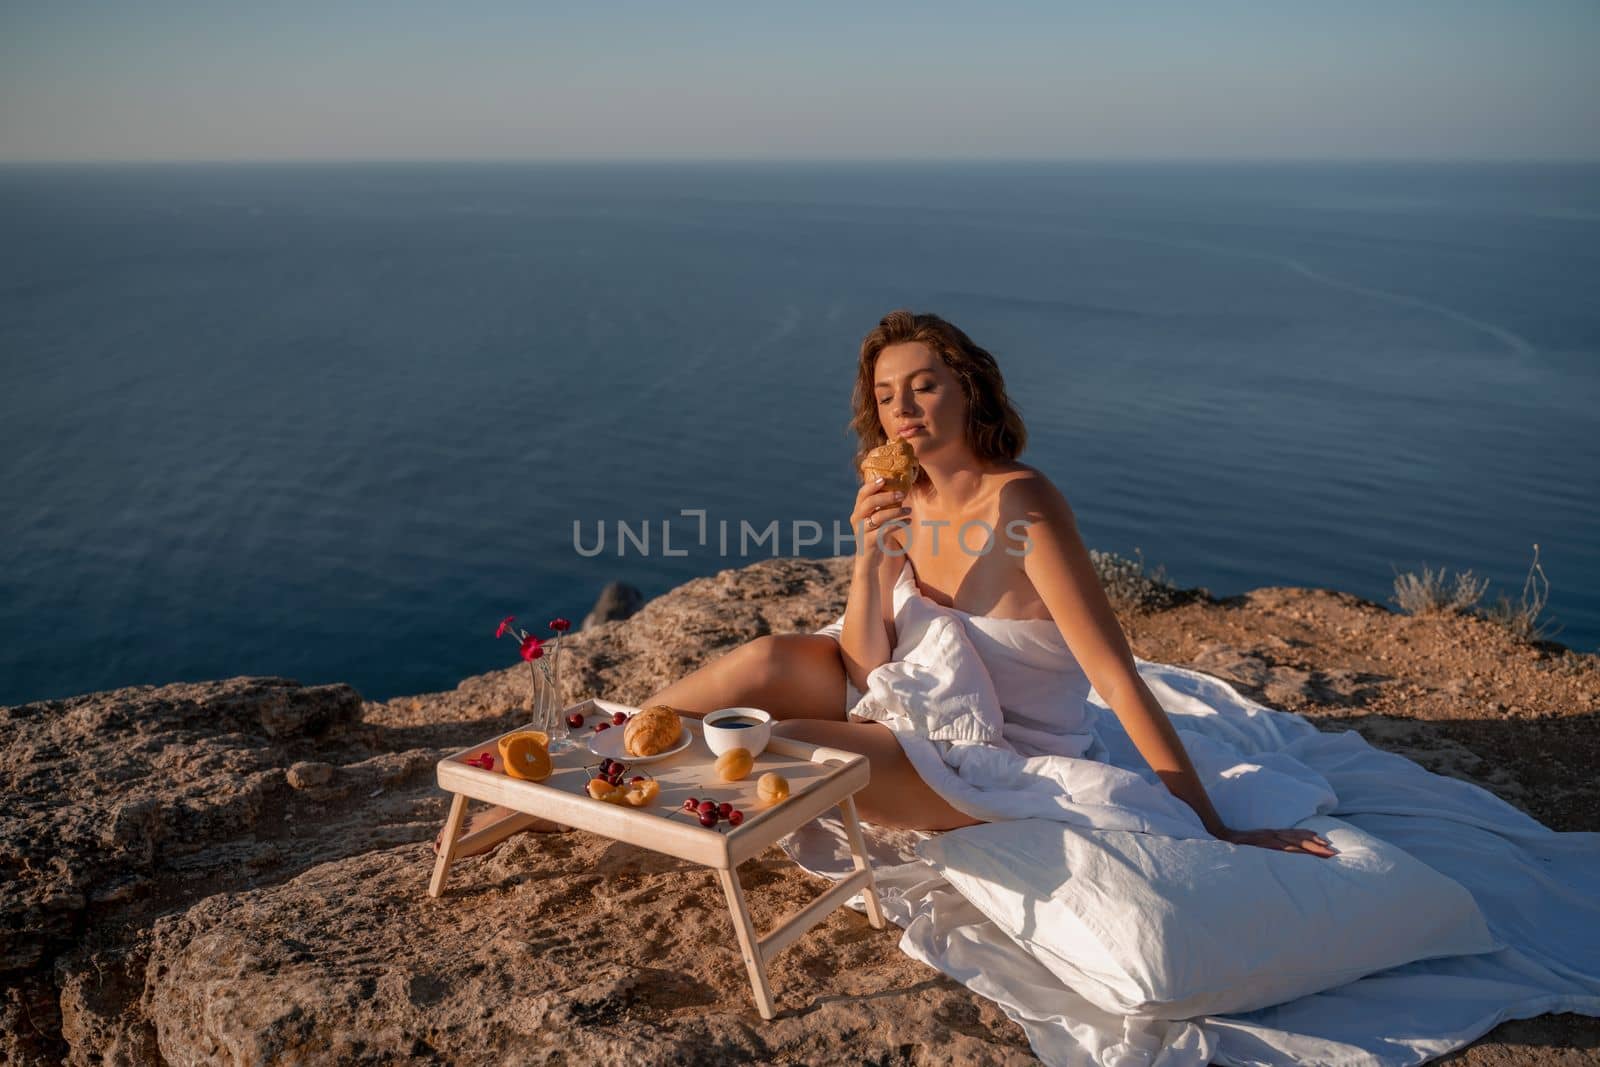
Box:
1, 1, 1596, 163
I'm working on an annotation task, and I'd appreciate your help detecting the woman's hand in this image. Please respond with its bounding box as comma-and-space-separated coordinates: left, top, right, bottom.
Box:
1217, 826, 1339, 857
850, 476, 910, 562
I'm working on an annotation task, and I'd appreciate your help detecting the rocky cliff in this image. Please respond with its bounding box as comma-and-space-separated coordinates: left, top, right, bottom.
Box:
4, 556, 1596, 1064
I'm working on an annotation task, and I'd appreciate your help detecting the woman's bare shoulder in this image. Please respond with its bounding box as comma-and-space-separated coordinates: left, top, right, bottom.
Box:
991, 463, 1076, 523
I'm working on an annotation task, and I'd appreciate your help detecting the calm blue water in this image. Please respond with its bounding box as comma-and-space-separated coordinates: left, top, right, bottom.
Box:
2, 162, 1596, 707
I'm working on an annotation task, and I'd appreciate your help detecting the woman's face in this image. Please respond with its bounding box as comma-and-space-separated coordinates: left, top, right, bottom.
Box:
873, 341, 970, 460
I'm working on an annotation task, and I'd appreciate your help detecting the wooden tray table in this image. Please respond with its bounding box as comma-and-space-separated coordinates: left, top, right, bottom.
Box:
429, 699, 886, 1019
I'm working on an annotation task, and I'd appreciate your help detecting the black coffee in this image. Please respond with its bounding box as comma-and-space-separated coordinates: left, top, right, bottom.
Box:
714, 717, 763, 728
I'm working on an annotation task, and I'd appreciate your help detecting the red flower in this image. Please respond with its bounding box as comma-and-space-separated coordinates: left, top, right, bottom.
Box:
519, 634, 544, 661
549, 617, 571, 633
495, 615, 516, 639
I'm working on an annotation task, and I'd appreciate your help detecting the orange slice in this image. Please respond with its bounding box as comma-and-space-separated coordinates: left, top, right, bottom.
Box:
498, 731, 552, 782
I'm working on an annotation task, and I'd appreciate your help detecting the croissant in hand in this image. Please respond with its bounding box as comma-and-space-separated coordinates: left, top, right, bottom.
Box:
860, 437, 921, 494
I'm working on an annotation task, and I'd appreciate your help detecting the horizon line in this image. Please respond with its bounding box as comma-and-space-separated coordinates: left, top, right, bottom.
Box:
3, 155, 1599, 169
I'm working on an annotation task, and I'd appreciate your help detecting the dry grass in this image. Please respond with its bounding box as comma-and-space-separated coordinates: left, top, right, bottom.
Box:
1389, 563, 1489, 616
1479, 543, 1562, 643
1091, 547, 1195, 614
1391, 544, 1562, 646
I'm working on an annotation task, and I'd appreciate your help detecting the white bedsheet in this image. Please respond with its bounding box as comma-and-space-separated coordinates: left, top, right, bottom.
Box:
832, 559, 1343, 838
781, 657, 1600, 1066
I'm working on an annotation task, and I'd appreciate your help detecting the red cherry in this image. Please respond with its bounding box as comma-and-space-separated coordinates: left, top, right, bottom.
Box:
728, 810, 744, 826
611, 712, 627, 726
630, 775, 646, 784
607, 772, 623, 786
683, 798, 698, 812
595, 722, 610, 732
697, 800, 716, 815
698, 810, 718, 828
566, 712, 585, 729
717, 802, 732, 818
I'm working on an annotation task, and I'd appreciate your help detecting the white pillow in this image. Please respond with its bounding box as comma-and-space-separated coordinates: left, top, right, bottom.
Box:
915, 815, 1501, 1019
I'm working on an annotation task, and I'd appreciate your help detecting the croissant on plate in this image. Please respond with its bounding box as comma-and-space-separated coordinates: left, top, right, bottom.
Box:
624, 704, 684, 757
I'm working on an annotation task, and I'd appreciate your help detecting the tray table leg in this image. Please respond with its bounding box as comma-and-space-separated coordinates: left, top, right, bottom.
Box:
429, 793, 469, 898
838, 794, 886, 930
716, 866, 776, 1020
454, 810, 545, 856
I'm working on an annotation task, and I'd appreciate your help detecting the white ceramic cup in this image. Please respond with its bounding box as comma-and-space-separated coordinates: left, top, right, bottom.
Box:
702, 707, 773, 758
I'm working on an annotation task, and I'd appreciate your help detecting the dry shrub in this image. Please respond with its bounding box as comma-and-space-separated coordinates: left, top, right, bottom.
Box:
1091, 547, 1194, 614
1478, 543, 1562, 643
1390, 545, 1562, 645
1389, 564, 1489, 616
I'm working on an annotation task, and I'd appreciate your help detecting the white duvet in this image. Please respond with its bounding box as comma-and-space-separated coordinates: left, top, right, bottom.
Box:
792, 578, 1600, 1065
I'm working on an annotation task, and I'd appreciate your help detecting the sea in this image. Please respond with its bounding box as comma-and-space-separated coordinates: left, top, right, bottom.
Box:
1, 161, 1596, 707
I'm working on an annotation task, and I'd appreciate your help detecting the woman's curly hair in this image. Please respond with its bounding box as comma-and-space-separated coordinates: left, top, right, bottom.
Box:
850, 310, 1027, 475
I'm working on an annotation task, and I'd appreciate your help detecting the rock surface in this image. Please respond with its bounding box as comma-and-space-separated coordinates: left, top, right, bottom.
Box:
582, 580, 646, 631
286, 760, 336, 790
4, 556, 1597, 1064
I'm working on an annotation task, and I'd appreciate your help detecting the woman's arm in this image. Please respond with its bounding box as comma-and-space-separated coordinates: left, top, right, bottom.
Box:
838, 477, 909, 694
1012, 476, 1334, 856
1013, 478, 1336, 855
1013, 477, 1231, 834
839, 551, 901, 694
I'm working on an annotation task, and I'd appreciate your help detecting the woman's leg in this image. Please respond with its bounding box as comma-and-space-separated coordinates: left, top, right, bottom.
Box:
659, 637, 977, 829
772, 719, 982, 831
642, 634, 851, 722
438, 634, 852, 856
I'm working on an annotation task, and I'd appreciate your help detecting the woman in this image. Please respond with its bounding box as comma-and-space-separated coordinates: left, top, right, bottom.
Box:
444, 310, 1334, 857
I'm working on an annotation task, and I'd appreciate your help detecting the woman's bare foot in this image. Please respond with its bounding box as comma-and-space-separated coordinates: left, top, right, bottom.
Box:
432, 804, 571, 859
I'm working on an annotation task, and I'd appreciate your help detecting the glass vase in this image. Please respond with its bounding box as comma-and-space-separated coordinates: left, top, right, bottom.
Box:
525, 654, 577, 754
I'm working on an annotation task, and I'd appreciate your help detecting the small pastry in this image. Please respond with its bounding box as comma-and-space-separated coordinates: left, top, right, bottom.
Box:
621, 779, 661, 807
715, 748, 754, 782
624, 704, 684, 757
757, 772, 790, 807
860, 438, 920, 494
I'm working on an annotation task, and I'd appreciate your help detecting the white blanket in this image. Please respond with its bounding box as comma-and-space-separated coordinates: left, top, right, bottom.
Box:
782, 651, 1600, 1065
831, 558, 1342, 837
